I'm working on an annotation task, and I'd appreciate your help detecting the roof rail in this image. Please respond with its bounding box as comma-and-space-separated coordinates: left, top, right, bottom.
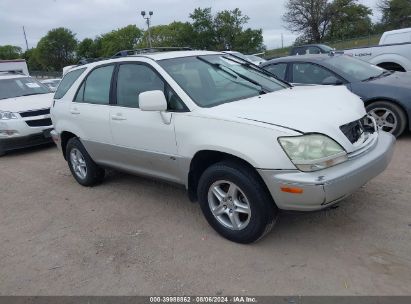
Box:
112, 47, 193, 58
77, 57, 108, 65
0, 70, 25, 75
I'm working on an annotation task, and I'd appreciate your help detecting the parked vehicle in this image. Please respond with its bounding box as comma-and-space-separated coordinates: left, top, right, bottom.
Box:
41, 78, 61, 92
261, 54, 411, 137
289, 44, 335, 56
0, 59, 29, 75
0, 72, 54, 155
343, 28, 411, 72
50, 50, 395, 243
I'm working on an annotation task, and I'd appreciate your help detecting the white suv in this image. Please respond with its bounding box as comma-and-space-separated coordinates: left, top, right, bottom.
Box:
0, 72, 54, 155
50, 50, 395, 243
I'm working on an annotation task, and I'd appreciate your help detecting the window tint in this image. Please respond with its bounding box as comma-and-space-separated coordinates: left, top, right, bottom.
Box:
54, 68, 86, 99
77, 65, 114, 104
292, 63, 336, 85
264, 63, 287, 80
116, 64, 164, 108
0, 77, 49, 100
307, 46, 321, 54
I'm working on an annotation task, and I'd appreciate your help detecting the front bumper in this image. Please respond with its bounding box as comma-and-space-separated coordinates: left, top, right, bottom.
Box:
0, 129, 53, 153
258, 131, 395, 211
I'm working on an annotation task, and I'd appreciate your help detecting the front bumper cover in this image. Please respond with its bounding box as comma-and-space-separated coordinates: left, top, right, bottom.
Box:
0, 129, 53, 153
258, 131, 395, 211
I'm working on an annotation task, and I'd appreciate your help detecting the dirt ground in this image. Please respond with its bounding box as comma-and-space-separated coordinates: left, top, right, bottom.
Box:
0, 135, 410, 296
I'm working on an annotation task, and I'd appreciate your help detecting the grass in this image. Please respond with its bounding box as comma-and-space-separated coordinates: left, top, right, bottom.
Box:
264, 34, 382, 59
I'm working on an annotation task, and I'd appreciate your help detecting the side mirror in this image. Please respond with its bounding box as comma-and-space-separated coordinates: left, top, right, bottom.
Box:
139, 90, 167, 111
322, 76, 344, 85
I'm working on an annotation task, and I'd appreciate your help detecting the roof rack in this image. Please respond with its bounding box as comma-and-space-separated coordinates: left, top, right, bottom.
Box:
0, 70, 25, 75
112, 47, 193, 58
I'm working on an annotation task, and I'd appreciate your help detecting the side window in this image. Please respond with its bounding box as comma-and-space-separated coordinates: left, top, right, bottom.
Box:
116, 63, 186, 111
307, 46, 321, 54
75, 65, 114, 104
264, 63, 287, 80
292, 63, 336, 85
116, 64, 164, 108
54, 68, 86, 99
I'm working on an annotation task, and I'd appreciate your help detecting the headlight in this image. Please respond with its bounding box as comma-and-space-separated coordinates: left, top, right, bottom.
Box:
0, 111, 18, 120
278, 134, 348, 172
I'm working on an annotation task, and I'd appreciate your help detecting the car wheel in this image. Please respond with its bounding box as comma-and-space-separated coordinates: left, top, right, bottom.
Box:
366, 101, 407, 137
197, 160, 278, 244
66, 137, 105, 186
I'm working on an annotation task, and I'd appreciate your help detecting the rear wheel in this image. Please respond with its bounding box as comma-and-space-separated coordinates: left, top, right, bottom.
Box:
66, 137, 105, 186
197, 161, 277, 244
366, 101, 407, 137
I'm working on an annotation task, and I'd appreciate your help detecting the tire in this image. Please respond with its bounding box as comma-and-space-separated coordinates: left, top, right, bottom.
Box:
66, 137, 105, 186
366, 101, 407, 137
197, 160, 278, 244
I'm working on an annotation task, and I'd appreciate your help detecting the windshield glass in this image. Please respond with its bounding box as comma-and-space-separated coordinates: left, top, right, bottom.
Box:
0, 76, 50, 100
159, 54, 287, 107
326, 55, 386, 81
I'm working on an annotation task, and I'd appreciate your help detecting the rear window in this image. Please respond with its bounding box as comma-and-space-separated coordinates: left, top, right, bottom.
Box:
54, 68, 86, 99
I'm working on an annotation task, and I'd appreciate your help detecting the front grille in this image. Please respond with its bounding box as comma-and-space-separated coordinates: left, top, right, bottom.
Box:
340, 116, 374, 144
25, 118, 52, 127
19, 108, 50, 118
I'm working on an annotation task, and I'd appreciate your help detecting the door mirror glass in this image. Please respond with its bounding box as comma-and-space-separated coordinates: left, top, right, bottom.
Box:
139, 90, 168, 111
322, 76, 343, 85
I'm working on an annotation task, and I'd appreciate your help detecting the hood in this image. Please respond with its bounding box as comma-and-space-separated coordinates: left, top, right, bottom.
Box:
0, 93, 54, 113
369, 71, 411, 89
204, 86, 366, 152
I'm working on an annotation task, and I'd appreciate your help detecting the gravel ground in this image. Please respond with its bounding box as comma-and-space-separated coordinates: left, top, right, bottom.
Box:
0, 135, 410, 296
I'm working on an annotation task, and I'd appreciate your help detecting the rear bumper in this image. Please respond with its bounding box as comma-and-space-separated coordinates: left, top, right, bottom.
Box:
0, 129, 53, 153
258, 131, 395, 211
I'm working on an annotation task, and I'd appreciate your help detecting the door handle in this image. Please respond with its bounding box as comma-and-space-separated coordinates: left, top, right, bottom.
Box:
111, 114, 127, 121
70, 108, 80, 115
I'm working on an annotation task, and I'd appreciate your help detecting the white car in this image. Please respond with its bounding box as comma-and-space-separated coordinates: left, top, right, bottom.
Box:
50, 50, 395, 243
0, 72, 54, 155
344, 28, 411, 72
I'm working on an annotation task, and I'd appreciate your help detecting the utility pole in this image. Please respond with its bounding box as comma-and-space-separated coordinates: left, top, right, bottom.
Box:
23, 26, 29, 51
141, 10, 153, 48
281, 33, 284, 49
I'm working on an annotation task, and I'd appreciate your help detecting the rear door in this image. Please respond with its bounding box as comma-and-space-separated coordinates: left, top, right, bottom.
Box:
108, 61, 185, 183
70, 64, 115, 163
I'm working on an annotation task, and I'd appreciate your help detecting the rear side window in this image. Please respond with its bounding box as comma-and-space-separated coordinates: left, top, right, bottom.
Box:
54, 68, 86, 99
264, 63, 287, 80
75, 65, 114, 105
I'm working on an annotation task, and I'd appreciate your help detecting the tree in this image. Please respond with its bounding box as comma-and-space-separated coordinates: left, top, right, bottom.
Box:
378, 0, 411, 30
190, 8, 216, 49
327, 0, 373, 40
77, 38, 99, 59
0, 45, 22, 59
283, 0, 334, 43
214, 8, 250, 50
138, 22, 194, 48
23, 48, 43, 71
36, 27, 77, 71
234, 29, 265, 53
98, 25, 143, 57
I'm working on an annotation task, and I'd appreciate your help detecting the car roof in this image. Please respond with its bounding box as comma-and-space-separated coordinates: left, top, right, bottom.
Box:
70, 50, 223, 71
262, 54, 332, 66
0, 73, 29, 80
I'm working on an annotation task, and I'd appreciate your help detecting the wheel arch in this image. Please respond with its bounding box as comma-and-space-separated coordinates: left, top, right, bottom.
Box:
187, 150, 272, 203
60, 131, 78, 160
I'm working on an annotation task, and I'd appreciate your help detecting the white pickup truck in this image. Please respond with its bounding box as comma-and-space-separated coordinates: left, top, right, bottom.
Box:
344, 28, 411, 72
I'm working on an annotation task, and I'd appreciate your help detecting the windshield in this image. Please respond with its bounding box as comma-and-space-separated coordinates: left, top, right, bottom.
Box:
159, 54, 287, 108
326, 56, 386, 81
0, 77, 50, 100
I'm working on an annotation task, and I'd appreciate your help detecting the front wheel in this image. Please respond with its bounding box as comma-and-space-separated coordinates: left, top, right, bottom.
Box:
66, 137, 105, 186
366, 101, 407, 137
197, 161, 277, 244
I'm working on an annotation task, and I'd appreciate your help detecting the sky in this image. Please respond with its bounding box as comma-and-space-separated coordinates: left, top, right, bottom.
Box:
0, 0, 380, 51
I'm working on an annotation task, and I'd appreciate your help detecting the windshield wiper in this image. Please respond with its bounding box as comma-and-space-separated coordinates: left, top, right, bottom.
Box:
222, 55, 292, 87
197, 56, 267, 95
362, 70, 392, 82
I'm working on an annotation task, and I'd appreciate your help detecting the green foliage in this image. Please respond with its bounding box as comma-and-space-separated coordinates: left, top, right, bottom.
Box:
283, 0, 373, 43
23, 48, 43, 71
379, 0, 411, 30
327, 0, 373, 40
190, 8, 216, 49
0, 45, 22, 59
98, 25, 143, 57
77, 38, 100, 59
36, 27, 77, 71
139, 22, 194, 48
